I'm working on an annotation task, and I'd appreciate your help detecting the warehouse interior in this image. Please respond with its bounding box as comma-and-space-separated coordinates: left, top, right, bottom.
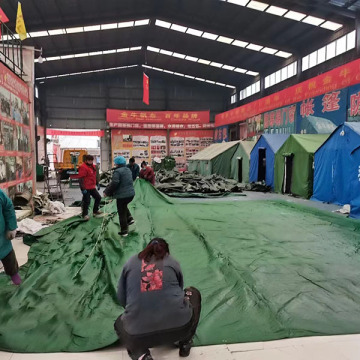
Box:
1, 0, 360, 359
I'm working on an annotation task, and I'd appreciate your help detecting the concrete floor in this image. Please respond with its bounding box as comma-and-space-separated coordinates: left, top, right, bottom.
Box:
1, 182, 355, 359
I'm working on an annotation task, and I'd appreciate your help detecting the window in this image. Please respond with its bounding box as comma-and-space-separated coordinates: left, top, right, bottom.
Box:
302, 30, 355, 71
231, 94, 237, 104
239, 80, 260, 100
264, 62, 297, 89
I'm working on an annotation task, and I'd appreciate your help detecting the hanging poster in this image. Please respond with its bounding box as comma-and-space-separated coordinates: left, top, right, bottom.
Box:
0, 61, 33, 199
214, 126, 229, 143
263, 104, 296, 134
170, 130, 214, 170
111, 129, 168, 164
296, 89, 347, 134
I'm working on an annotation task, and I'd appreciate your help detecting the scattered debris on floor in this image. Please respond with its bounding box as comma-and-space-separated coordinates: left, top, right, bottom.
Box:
34, 192, 66, 215
334, 204, 350, 214
17, 218, 48, 235
99, 169, 114, 187
156, 170, 244, 194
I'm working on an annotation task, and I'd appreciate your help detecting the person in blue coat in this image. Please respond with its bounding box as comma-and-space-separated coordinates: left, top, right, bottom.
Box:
0, 189, 21, 285
127, 157, 140, 181
104, 156, 135, 237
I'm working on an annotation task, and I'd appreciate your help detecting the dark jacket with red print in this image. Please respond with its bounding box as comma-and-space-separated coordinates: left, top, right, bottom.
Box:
117, 254, 192, 335
78, 163, 97, 190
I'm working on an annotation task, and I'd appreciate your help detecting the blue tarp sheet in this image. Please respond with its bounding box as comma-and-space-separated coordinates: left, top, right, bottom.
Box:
249, 134, 289, 189
312, 123, 360, 219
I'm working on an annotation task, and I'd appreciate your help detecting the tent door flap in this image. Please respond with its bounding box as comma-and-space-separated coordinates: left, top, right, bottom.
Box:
258, 148, 266, 182
282, 154, 294, 194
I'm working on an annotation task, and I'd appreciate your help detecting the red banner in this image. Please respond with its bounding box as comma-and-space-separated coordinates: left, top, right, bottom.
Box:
108, 122, 214, 130
107, 109, 210, 124
46, 129, 105, 137
216, 58, 360, 127
143, 73, 149, 105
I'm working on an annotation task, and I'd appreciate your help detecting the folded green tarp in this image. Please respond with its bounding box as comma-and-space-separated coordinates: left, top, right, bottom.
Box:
1, 180, 360, 352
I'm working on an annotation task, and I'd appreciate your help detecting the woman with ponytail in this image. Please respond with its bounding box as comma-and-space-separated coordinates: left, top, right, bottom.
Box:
115, 238, 201, 360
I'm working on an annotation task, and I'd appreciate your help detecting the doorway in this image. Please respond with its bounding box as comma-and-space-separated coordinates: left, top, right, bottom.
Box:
282, 154, 294, 194
237, 157, 243, 183
258, 148, 266, 182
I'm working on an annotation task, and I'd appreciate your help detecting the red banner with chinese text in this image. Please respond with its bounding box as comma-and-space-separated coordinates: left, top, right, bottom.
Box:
216, 58, 360, 127
107, 109, 210, 124
46, 129, 105, 137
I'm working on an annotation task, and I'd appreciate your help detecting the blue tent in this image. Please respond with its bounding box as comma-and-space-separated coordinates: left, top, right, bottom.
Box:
249, 134, 289, 188
312, 123, 360, 219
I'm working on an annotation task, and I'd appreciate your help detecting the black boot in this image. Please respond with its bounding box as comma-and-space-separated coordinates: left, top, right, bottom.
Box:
179, 340, 193, 357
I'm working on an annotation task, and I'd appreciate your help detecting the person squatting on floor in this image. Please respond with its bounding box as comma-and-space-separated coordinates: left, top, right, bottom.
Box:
115, 238, 202, 360
78, 154, 102, 220
127, 157, 140, 181
139, 161, 156, 185
0, 189, 21, 285
104, 156, 135, 237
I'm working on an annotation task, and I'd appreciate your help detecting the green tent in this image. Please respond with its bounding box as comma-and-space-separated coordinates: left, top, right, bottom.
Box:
274, 134, 329, 199
188, 140, 255, 182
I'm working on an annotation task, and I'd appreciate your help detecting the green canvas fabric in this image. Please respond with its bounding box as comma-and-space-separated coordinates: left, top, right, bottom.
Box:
274, 134, 329, 198
1, 180, 360, 352
230, 141, 256, 183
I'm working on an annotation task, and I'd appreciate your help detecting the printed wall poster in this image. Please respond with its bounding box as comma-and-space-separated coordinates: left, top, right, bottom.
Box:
296, 89, 347, 134
37, 126, 45, 163
0, 60, 33, 199
263, 104, 296, 135
150, 136, 167, 158
247, 114, 263, 137
214, 126, 229, 143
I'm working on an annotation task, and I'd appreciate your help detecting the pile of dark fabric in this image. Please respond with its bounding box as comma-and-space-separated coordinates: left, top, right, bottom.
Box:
156, 170, 244, 194
99, 168, 114, 187
243, 182, 272, 193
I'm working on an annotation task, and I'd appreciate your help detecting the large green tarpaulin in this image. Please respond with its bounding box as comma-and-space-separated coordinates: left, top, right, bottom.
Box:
274, 134, 329, 199
1, 180, 360, 353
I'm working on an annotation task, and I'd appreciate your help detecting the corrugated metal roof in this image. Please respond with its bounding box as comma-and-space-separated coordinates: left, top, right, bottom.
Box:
189, 141, 241, 161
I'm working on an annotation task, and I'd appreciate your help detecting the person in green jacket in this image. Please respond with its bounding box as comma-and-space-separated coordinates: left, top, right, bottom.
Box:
0, 189, 21, 285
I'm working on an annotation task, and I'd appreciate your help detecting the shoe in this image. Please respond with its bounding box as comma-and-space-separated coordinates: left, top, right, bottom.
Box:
82, 215, 90, 221
179, 340, 193, 357
118, 231, 128, 237
141, 351, 153, 360
128, 218, 135, 225
93, 211, 104, 217
11, 273, 22, 286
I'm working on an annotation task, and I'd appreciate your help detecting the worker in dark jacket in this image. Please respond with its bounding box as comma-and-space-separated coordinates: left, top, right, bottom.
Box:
0, 189, 21, 285
139, 161, 155, 185
104, 156, 135, 237
115, 238, 201, 360
127, 157, 140, 181
78, 155, 101, 220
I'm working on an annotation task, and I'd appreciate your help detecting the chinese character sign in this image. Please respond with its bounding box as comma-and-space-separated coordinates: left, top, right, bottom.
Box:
262, 105, 296, 135
348, 84, 360, 122
297, 89, 347, 134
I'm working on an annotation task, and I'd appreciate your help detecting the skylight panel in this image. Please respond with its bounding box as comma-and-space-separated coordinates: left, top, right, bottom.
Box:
172, 52, 186, 59
147, 46, 160, 53
130, 46, 142, 51
320, 21, 342, 31
247, 1, 269, 11
29, 31, 49, 37
228, 0, 249, 5
118, 21, 134, 28
135, 19, 150, 26
171, 24, 187, 32
284, 11, 306, 21
155, 20, 171, 28
74, 53, 89, 58
275, 51, 292, 58
101, 23, 118, 30
246, 43, 263, 51
246, 71, 259, 76
265, 5, 287, 16
202, 32, 218, 40
186, 28, 203, 37
210, 62, 223, 68
222, 65, 235, 71
217, 36, 234, 44
198, 59, 211, 65
232, 40, 248, 48
84, 25, 101, 32
102, 50, 117, 54
261, 47, 277, 55
66, 27, 84, 34
302, 16, 325, 26
160, 49, 173, 56
234, 68, 247, 73
185, 55, 198, 62
89, 51, 102, 56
